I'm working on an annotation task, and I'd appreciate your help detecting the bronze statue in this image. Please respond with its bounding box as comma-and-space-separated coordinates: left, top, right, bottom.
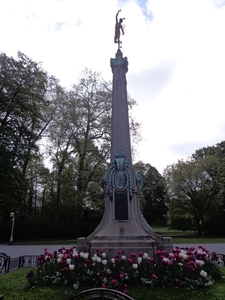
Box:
114, 10, 125, 46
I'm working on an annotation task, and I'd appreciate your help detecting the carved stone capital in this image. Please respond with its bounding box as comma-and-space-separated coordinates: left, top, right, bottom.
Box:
110, 49, 128, 73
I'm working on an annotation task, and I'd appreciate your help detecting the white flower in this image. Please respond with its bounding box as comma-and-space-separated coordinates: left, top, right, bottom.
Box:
80, 252, 85, 258
58, 253, 63, 258
178, 262, 183, 267
84, 252, 89, 259
132, 263, 138, 269
121, 255, 126, 260
101, 252, 106, 258
92, 254, 97, 262
200, 270, 208, 278
138, 257, 142, 264
179, 252, 188, 260
45, 255, 49, 261
66, 258, 71, 265
111, 258, 115, 264
196, 260, 205, 266
162, 257, 169, 263
57, 258, 62, 264
96, 257, 102, 263
102, 259, 107, 265
143, 253, 148, 259
69, 264, 75, 270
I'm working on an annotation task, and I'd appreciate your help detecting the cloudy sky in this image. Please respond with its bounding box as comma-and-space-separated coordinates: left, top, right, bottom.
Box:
1, 0, 225, 173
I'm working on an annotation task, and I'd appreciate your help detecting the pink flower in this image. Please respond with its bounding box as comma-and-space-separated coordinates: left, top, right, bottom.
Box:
127, 258, 133, 263
111, 279, 117, 285
119, 273, 124, 279
102, 282, 106, 288
152, 274, 158, 280
156, 250, 161, 256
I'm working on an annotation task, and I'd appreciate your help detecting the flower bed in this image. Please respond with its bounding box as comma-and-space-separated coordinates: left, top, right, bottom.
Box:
26, 246, 223, 294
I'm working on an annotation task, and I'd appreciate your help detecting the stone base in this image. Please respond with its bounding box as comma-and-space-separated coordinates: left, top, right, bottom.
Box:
75, 163, 173, 259
89, 238, 156, 258
77, 235, 173, 258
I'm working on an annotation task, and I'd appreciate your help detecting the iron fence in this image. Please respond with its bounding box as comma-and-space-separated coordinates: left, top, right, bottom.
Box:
0, 252, 40, 275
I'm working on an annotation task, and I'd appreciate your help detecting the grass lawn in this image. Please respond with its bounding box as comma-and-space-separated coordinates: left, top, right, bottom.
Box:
152, 226, 225, 244
10, 226, 225, 246
0, 268, 225, 300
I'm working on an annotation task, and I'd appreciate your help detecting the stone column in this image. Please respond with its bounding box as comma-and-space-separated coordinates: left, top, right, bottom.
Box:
76, 49, 173, 258
110, 49, 132, 164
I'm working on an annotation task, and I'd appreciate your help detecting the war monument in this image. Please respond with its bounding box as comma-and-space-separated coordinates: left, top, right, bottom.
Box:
76, 10, 173, 257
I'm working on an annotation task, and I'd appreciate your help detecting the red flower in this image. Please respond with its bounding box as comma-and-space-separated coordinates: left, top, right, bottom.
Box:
26, 270, 34, 279
130, 252, 137, 258
111, 279, 117, 285
152, 274, 158, 280
123, 285, 129, 294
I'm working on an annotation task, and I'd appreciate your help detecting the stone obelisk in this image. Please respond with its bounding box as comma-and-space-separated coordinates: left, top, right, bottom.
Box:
76, 11, 172, 257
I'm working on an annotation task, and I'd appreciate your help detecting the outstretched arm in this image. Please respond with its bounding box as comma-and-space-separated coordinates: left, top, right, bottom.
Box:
115, 9, 121, 22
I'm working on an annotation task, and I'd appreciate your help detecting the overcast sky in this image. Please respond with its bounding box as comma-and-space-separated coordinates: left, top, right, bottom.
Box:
1, 0, 225, 173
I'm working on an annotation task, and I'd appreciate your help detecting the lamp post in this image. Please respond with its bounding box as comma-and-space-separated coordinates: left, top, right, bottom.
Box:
8, 212, 15, 245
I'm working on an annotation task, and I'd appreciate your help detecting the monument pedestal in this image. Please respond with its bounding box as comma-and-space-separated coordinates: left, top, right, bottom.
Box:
76, 49, 173, 257
77, 167, 172, 257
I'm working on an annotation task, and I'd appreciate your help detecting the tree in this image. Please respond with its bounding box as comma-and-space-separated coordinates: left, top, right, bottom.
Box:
134, 161, 168, 225
164, 155, 218, 234
47, 68, 141, 224
0, 54, 142, 239
0, 51, 61, 217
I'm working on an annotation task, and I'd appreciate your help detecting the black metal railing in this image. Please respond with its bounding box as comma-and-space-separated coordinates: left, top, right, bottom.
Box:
1, 251, 225, 276
0, 252, 39, 275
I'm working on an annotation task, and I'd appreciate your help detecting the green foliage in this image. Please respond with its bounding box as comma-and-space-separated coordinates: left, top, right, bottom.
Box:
26, 246, 223, 294
164, 142, 225, 235
0, 51, 60, 217
134, 161, 168, 225
1, 267, 225, 300
0, 52, 142, 237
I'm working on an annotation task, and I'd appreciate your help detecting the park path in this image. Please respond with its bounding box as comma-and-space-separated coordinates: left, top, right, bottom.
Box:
0, 243, 224, 258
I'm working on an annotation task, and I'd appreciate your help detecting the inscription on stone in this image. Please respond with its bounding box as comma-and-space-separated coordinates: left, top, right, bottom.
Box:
114, 191, 129, 221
